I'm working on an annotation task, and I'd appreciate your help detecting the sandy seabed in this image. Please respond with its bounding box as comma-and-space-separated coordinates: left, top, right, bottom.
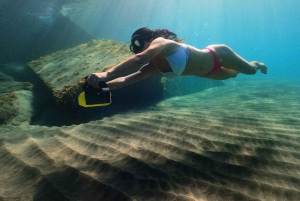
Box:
0, 79, 300, 201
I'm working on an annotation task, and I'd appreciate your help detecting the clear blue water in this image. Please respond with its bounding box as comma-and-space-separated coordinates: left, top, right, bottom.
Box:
66, 0, 300, 80
1, 2, 300, 200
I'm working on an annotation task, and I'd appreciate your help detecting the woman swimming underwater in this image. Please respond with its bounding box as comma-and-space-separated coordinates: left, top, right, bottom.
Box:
87, 27, 267, 90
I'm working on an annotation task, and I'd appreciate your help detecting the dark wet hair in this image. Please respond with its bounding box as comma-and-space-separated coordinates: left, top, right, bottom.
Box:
131, 27, 183, 42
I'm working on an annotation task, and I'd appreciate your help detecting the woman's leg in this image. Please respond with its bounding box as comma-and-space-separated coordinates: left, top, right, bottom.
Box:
207, 45, 267, 75
204, 67, 239, 80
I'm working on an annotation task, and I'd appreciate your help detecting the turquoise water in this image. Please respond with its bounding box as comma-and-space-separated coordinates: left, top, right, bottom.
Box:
1, 1, 300, 200
66, 0, 300, 80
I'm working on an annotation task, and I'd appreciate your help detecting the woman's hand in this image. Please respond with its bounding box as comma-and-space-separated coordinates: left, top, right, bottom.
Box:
87, 73, 106, 88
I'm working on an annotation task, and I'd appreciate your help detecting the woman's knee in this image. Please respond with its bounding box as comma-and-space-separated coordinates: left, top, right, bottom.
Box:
208, 44, 233, 58
218, 45, 234, 56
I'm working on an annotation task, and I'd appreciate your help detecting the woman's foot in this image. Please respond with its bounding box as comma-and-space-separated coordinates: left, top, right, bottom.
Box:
251, 61, 267, 74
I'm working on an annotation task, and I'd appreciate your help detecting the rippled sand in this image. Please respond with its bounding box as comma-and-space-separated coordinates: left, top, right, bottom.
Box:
1, 79, 300, 201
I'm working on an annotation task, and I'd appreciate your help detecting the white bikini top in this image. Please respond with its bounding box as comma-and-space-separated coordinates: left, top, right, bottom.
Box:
160, 44, 189, 79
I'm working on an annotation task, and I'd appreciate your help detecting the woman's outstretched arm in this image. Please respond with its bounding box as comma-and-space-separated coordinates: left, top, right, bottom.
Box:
87, 38, 166, 84
89, 63, 159, 90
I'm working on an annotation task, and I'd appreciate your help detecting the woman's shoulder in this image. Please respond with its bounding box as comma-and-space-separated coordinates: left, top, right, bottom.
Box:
152, 37, 180, 44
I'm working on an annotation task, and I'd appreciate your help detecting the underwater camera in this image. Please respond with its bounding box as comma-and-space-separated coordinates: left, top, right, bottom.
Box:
78, 77, 112, 107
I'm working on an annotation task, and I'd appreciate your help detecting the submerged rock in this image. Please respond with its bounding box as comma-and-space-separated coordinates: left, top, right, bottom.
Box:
27, 39, 164, 116
0, 71, 33, 126
28, 39, 131, 99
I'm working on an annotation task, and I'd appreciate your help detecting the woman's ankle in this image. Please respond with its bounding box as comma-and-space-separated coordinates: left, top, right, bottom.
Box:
250, 61, 259, 71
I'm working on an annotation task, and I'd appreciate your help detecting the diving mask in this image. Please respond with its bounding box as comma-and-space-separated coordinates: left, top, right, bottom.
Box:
130, 36, 147, 54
